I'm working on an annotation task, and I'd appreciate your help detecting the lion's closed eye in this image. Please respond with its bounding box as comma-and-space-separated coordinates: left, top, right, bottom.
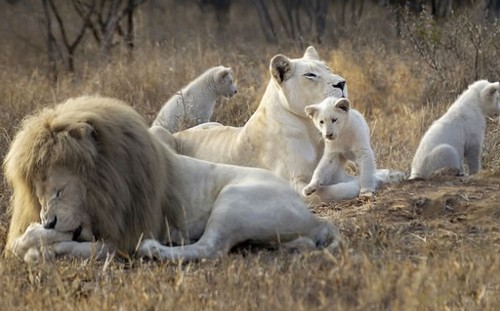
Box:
304, 73, 317, 79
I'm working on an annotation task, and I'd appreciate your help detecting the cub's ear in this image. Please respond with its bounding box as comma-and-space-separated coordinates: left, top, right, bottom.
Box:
481, 81, 499, 99
303, 46, 320, 60
334, 98, 350, 112
305, 105, 319, 119
68, 122, 96, 140
217, 68, 231, 81
270, 54, 293, 83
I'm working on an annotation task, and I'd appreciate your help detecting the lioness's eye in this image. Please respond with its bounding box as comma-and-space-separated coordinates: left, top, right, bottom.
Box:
304, 73, 317, 79
319, 120, 324, 124
55, 189, 63, 198
332, 118, 337, 123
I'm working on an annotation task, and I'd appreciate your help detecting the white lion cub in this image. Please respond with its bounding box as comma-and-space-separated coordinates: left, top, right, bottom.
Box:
151, 66, 237, 133
410, 80, 500, 179
303, 97, 377, 197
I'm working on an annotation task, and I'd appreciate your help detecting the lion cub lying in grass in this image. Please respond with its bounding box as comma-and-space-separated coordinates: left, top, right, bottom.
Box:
302, 97, 378, 199
410, 80, 500, 180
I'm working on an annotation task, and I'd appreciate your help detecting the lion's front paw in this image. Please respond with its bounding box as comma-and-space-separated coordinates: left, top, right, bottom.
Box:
137, 239, 164, 260
302, 185, 317, 196
24, 246, 56, 264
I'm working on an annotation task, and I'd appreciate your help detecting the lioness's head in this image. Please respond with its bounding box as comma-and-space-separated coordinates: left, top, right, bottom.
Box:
305, 97, 350, 141
269, 46, 348, 117
35, 165, 93, 242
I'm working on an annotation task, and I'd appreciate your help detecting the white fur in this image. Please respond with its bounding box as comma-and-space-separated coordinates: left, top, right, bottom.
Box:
410, 80, 500, 179
302, 97, 378, 199
8, 96, 339, 263
151, 66, 237, 133
18, 157, 341, 263
160, 47, 372, 202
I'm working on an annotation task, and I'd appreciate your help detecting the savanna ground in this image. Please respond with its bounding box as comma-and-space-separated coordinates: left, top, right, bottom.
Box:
0, 1, 499, 310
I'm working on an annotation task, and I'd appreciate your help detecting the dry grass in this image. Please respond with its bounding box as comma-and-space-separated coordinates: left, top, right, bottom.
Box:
0, 2, 499, 310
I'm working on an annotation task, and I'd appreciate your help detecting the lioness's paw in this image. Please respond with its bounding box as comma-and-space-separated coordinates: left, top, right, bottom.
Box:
137, 239, 164, 260
302, 185, 317, 196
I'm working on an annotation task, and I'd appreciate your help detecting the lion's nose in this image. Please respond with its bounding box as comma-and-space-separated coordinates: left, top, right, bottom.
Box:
43, 216, 57, 229
325, 133, 334, 140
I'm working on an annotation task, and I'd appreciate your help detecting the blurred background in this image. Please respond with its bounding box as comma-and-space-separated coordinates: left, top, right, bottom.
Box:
0, 0, 498, 167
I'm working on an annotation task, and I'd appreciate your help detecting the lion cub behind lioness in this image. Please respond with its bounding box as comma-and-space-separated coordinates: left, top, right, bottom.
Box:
410, 80, 500, 180
302, 97, 377, 198
151, 66, 237, 133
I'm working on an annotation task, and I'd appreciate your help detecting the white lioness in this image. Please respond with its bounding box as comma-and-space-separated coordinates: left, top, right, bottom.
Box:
151, 66, 237, 133
302, 97, 377, 199
410, 80, 500, 180
160, 47, 355, 202
4, 96, 339, 263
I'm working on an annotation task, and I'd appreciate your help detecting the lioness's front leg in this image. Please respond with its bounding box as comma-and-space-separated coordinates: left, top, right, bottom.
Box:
8, 223, 74, 260
281, 137, 321, 194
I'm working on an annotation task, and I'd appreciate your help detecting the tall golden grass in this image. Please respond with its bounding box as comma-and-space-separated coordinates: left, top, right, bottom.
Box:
0, 2, 499, 310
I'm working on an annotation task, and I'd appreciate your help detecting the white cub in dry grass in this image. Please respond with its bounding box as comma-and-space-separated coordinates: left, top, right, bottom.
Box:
410, 80, 500, 180
151, 66, 237, 133
302, 97, 377, 199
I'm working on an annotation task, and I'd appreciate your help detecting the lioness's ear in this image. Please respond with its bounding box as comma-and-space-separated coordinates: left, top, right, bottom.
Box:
303, 46, 319, 60
68, 122, 96, 140
270, 54, 293, 83
334, 98, 350, 112
305, 105, 318, 119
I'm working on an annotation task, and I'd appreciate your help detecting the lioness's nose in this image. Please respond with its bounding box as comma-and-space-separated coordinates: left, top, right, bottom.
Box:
43, 216, 57, 229
333, 81, 346, 92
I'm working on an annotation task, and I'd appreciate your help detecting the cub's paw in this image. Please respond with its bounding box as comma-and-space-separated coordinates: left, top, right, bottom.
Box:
359, 189, 375, 200
302, 185, 317, 196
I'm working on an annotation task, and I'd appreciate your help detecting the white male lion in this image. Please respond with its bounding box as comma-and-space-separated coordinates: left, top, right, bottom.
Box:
159, 46, 358, 202
4, 96, 339, 263
302, 97, 378, 200
410, 80, 500, 180
151, 66, 237, 134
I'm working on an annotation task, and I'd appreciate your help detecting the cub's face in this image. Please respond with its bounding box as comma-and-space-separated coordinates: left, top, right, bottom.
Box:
481, 81, 500, 118
270, 46, 348, 118
217, 68, 238, 98
34, 166, 92, 241
305, 97, 350, 141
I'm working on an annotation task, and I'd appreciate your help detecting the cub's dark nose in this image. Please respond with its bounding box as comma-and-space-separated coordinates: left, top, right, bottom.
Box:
43, 216, 57, 229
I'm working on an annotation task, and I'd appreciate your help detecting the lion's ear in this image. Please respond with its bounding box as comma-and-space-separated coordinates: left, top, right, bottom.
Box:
270, 54, 293, 83
305, 105, 318, 119
334, 98, 350, 112
68, 122, 96, 140
303, 46, 320, 60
